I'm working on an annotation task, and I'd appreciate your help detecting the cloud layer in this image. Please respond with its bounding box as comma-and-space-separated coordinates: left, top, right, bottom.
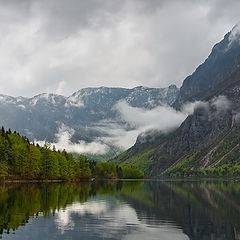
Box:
40, 100, 201, 154
36, 124, 109, 155
38, 96, 230, 155
0, 0, 239, 97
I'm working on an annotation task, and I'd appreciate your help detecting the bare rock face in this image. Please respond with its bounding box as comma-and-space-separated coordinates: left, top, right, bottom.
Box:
115, 26, 240, 176
174, 25, 240, 108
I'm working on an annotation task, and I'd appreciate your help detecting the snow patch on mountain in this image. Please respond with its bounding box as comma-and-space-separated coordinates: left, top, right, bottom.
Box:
229, 22, 240, 44
65, 95, 84, 108
0, 85, 180, 155
0, 95, 16, 104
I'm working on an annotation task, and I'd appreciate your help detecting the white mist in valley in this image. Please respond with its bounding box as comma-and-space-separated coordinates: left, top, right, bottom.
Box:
35, 96, 230, 155
36, 124, 110, 155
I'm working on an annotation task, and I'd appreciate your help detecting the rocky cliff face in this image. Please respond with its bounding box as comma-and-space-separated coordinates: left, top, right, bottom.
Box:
115, 25, 240, 176
174, 25, 240, 107
116, 74, 240, 176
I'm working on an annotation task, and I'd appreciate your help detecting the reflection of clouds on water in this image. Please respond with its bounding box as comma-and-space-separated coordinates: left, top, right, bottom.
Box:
54, 198, 189, 240
55, 200, 109, 233
123, 227, 189, 240
1, 181, 240, 240
55, 209, 74, 233
105, 204, 139, 226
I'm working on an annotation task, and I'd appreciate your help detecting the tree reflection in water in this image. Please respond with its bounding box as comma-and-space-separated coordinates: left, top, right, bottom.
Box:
0, 180, 240, 240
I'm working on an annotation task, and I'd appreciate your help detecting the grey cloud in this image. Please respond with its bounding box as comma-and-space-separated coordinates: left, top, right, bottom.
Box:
36, 124, 109, 155
35, 96, 230, 154
211, 95, 231, 113
0, 0, 239, 97
207, 0, 240, 23
90, 101, 197, 151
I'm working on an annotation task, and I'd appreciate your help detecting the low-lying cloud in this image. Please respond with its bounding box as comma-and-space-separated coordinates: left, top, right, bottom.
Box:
95, 100, 201, 150
99, 96, 231, 151
36, 124, 110, 155
115, 101, 187, 132
36, 102, 195, 154
211, 95, 231, 113
36, 96, 231, 155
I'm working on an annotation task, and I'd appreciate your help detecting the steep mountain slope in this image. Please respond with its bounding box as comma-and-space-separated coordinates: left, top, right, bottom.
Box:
174, 24, 240, 107
166, 74, 240, 177
116, 71, 240, 176
0, 85, 179, 152
115, 26, 240, 177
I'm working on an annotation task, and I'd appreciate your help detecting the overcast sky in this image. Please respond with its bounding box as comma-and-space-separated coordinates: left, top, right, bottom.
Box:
0, 0, 239, 97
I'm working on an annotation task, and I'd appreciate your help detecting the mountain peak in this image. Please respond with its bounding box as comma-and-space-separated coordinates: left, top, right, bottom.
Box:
229, 22, 240, 44
174, 24, 240, 107
168, 84, 178, 90
29, 93, 66, 106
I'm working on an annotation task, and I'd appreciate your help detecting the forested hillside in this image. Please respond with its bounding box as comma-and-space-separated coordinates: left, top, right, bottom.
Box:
0, 127, 143, 180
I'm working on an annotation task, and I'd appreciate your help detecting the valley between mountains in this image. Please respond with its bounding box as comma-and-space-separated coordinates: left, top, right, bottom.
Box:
2, 25, 240, 178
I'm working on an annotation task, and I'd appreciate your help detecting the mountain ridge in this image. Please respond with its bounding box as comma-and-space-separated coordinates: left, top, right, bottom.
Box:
0, 85, 179, 156
114, 25, 240, 177
174, 26, 240, 108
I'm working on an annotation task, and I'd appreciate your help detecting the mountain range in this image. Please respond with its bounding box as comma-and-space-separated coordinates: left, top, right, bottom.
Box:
0, 85, 179, 156
2, 24, 240, 177
114, 25, 240, 177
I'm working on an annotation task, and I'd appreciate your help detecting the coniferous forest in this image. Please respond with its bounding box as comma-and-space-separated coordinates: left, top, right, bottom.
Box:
0, 127, 143, 181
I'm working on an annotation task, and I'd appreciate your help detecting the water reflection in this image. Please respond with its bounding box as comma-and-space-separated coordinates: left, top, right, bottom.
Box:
0, 180, 240, 239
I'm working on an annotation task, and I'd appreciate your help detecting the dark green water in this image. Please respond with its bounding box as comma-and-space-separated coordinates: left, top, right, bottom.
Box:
0, 180, 240, 240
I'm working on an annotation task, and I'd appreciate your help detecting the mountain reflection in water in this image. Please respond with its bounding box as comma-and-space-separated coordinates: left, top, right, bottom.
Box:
0, 180, 240, 240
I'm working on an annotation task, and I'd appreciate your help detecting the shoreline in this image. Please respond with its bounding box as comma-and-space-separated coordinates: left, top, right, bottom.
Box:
1, 176, 240, 184
0, 178, 96, 184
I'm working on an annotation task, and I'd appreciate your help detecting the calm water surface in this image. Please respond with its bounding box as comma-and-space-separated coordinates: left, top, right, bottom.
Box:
0, 180, 240, 240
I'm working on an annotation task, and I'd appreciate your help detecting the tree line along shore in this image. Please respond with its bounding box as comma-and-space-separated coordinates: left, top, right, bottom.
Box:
0, 127, 144, 181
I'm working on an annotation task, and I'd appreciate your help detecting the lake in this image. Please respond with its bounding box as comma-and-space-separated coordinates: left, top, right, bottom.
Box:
0, 180, 240, 240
